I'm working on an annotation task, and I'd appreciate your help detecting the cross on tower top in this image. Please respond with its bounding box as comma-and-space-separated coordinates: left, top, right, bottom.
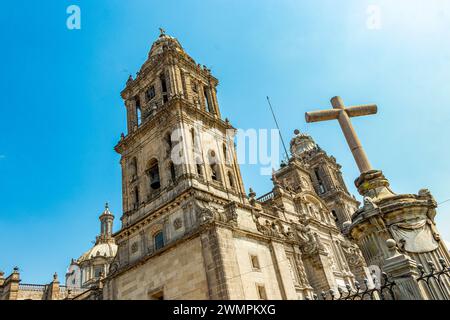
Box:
305, 96, 377, 173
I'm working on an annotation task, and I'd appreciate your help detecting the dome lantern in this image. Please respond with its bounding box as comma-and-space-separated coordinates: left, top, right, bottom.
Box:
290, 129, 317, 157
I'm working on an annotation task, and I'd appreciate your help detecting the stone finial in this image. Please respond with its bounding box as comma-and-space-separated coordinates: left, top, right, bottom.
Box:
341, 221, 352, 234
418, 188, 431, 198
13, 266, 19, 273
105, 202, 109, 210
159, 27, 166, 36
53, 272, 58, 281
362, 196, 377, 210
342, 221, 351, 229
386, 239, 400, 258
294, 129, 300, 135
271, 169, 280, 186
248, 188, 256, 198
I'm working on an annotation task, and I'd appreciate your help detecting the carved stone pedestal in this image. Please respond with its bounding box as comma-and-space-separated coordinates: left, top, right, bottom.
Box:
346, 169, 450, 299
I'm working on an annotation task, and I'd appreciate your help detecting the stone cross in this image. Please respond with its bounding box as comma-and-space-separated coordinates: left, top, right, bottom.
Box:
305, 96, 377, 173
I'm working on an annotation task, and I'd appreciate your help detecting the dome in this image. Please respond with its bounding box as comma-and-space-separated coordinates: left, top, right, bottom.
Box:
290, 129, 317, 156
78, 242, 117, 263
149, 28, 184, 58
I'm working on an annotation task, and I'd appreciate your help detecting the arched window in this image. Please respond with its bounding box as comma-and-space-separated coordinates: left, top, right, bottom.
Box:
190, 128, 197, 156
203, 87, 212, 113
165, 132, 172, 151
227, 171, 234, 188
154, 231, 164, 250
146, 85, 156, 101
314, 168, 326, 194
208, 150, 220, 182
133, 187, 140, 208
195, 158, 203, 177
129, 157, 138, 178
165, 132, 173, 162
169, 162, 176, 183
94, 266, 103, 278
135, 96, 142, 126
210, 163, 220, 181
223, 143, 228, 163
331, 210, 338, 222
147, 158, 160, 190
160, 73, 168, 103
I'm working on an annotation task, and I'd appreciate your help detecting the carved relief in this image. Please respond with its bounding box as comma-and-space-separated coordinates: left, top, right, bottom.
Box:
196, 207, 216, 225
294, 217, 325, 256
389, 218, 439, 253
224, 201, 238, 225
131, 242, 139, 254
341, 239, 365, 267
173, 217, 182, 230
293, 253, 310, 288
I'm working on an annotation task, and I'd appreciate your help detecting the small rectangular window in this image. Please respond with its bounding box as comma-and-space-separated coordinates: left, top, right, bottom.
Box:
192, 81, 198, 93
319, 183, 325, 194
211, 164, 218, 181
135, 96, 142, 126
250, 255, 260, 271
147, 85, 156, 100
160, 74, 168, 93
256, 284, 267, 300
204, 87, 213, 113
94, 266, 103, 278
154, 232, 164, 250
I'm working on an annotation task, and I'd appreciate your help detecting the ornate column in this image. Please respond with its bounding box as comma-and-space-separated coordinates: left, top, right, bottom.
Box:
125, 99, 138, 134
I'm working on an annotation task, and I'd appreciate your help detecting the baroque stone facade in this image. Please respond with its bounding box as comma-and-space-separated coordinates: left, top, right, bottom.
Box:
3, 30, 448, 301
100, 30, 373, 300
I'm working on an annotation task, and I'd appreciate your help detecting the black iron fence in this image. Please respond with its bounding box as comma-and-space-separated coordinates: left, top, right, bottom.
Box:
417, 258, 450, 300
317, 257, 450, 300
316, 272, 396, 300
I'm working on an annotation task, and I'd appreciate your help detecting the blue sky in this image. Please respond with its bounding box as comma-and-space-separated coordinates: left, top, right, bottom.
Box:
1, 0, 450, 284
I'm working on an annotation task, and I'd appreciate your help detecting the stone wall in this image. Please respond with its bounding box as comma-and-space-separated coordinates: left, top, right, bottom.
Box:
106, 236, 208, 299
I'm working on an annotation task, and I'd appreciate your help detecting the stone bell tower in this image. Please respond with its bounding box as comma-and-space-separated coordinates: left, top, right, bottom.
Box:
104, 30, 250, 299
116, 29, 247, 229
289, 130, 359, 230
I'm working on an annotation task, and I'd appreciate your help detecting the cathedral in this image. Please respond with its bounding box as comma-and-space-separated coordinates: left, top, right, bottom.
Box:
1, 30, 449, 300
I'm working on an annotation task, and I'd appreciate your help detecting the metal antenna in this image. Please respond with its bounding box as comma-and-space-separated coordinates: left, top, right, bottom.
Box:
266, 96, 290, 161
